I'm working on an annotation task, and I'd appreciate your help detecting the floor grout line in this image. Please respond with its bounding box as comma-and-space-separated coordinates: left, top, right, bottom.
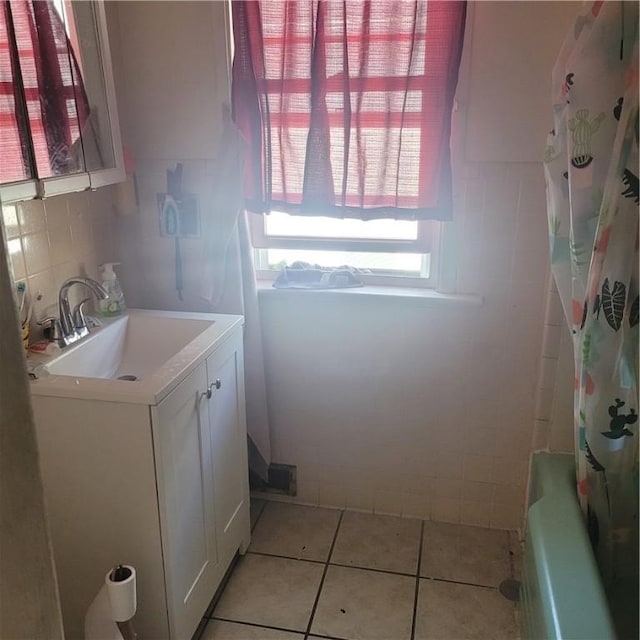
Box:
204, 503, 518, 640
247, 547, 503, 589
327, 560, 417, 579
304, 509, 345, 638
306, 631, 357, 640
410, 520, 425, 640
246, 551, 422, 578
247, 550, 326, 565
420, 575, 500, 591
211, 616, 305, 635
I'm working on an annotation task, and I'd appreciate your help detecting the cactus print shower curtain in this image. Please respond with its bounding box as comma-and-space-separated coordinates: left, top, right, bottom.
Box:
544, 0, 638, 601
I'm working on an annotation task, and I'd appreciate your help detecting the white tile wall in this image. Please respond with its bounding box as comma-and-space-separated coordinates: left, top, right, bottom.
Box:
98, 156, 554, 534
106, 0, 580, 535
2, 187, 117, 342
530, 277, 574, 454
548, 322, 575, 453
259, 161, 550, 531
106, 158, 226, 314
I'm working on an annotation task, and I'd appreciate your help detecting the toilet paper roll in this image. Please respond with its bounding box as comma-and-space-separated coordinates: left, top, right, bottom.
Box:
105, 565, 137, 622
85, 586, 122, 640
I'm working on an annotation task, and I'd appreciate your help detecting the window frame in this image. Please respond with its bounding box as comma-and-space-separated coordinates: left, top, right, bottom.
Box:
249, 212, 441, 288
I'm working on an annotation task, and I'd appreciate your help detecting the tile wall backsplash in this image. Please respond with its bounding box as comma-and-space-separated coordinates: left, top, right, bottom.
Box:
2, 187, 117, 340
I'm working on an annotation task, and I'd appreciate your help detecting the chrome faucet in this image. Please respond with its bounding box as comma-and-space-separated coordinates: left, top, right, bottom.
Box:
57, 277, 108, 346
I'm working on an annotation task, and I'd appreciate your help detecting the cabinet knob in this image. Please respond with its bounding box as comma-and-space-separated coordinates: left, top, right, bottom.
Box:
203, 378, 222, 400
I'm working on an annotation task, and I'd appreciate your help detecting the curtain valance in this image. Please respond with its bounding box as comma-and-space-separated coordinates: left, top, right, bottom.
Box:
231, 0, 466, 221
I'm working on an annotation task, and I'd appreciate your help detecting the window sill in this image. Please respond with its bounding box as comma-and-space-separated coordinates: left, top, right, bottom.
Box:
256, 280, 483, 307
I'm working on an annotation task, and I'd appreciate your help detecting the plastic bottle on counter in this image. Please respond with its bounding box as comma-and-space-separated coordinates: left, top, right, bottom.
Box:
98, 263, 126, 317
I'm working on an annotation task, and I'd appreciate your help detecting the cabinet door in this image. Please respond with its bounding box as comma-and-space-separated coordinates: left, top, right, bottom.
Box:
205, 336, 251, 566
154, 364, 220, 640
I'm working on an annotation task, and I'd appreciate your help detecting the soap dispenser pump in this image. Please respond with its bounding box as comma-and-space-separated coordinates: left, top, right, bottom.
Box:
98, 263, 126, 316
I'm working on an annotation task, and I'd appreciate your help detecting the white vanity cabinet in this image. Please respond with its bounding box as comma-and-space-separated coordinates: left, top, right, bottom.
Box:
153, 333, 250, 640
31, 322, 250, 640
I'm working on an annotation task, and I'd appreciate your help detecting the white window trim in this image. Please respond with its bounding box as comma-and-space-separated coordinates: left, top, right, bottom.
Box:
227, 0, 474, 297
235, 0, 472, 295
249, 212, 441, 289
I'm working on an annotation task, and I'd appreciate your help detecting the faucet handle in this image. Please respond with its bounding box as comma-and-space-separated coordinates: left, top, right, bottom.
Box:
37, 317, 64, 344
72, 298, 92, 329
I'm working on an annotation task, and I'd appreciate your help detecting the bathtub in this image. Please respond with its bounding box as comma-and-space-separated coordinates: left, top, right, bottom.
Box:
520, 452, 616, 640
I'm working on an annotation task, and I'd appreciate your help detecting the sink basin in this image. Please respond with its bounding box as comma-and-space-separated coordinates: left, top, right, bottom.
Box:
30, 309, 244, 404
45, 313, 214, 380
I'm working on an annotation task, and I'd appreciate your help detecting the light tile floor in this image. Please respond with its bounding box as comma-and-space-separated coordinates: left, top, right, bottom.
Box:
197, 500, 520, 640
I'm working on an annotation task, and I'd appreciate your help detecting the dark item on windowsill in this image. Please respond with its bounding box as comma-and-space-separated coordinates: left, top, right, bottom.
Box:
273, 261, 366, 289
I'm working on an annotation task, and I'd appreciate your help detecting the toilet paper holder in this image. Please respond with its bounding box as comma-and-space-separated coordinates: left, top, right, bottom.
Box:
107, 564, 137, 640
85, 564, 138, 640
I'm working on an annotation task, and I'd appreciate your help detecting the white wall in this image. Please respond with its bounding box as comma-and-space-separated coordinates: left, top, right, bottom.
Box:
256, 1, 579, 529
112, 1, 228, 161
463, 1, 578, 162
109, 1, 581, 529
259, 160, 548, 529
107, 1, 232, 312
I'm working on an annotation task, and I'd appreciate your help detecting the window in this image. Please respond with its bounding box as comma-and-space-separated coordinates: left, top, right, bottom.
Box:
250, 212, 439, 284
232, 1, 466, 285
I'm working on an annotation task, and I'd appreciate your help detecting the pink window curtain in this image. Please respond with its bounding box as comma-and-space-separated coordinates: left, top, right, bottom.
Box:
232, 0, 466, 221
0, 0, 89, 181
0, 1, 30, 181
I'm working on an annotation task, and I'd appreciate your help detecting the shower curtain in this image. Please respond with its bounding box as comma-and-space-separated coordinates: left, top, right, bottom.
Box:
200, 106, 272, 482
545, 0, 638, 594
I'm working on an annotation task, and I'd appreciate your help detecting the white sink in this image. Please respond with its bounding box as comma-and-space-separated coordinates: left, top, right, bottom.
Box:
30, 309, 244, 404
45, 313, 214, 380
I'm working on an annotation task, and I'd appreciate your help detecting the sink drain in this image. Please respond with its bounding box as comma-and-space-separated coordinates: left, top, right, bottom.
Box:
117, 374, 138, 381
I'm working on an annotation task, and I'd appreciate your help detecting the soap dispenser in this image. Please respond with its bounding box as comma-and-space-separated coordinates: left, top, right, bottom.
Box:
98, 263, 126, 316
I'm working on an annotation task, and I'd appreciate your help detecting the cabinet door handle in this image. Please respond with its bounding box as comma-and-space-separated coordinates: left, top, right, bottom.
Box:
203, 378, 222, 400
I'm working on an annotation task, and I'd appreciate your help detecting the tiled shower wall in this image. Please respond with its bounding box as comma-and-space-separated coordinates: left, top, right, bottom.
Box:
2, 187, 118, 339
531, 278, 574, 454
257, 160, 550, 531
